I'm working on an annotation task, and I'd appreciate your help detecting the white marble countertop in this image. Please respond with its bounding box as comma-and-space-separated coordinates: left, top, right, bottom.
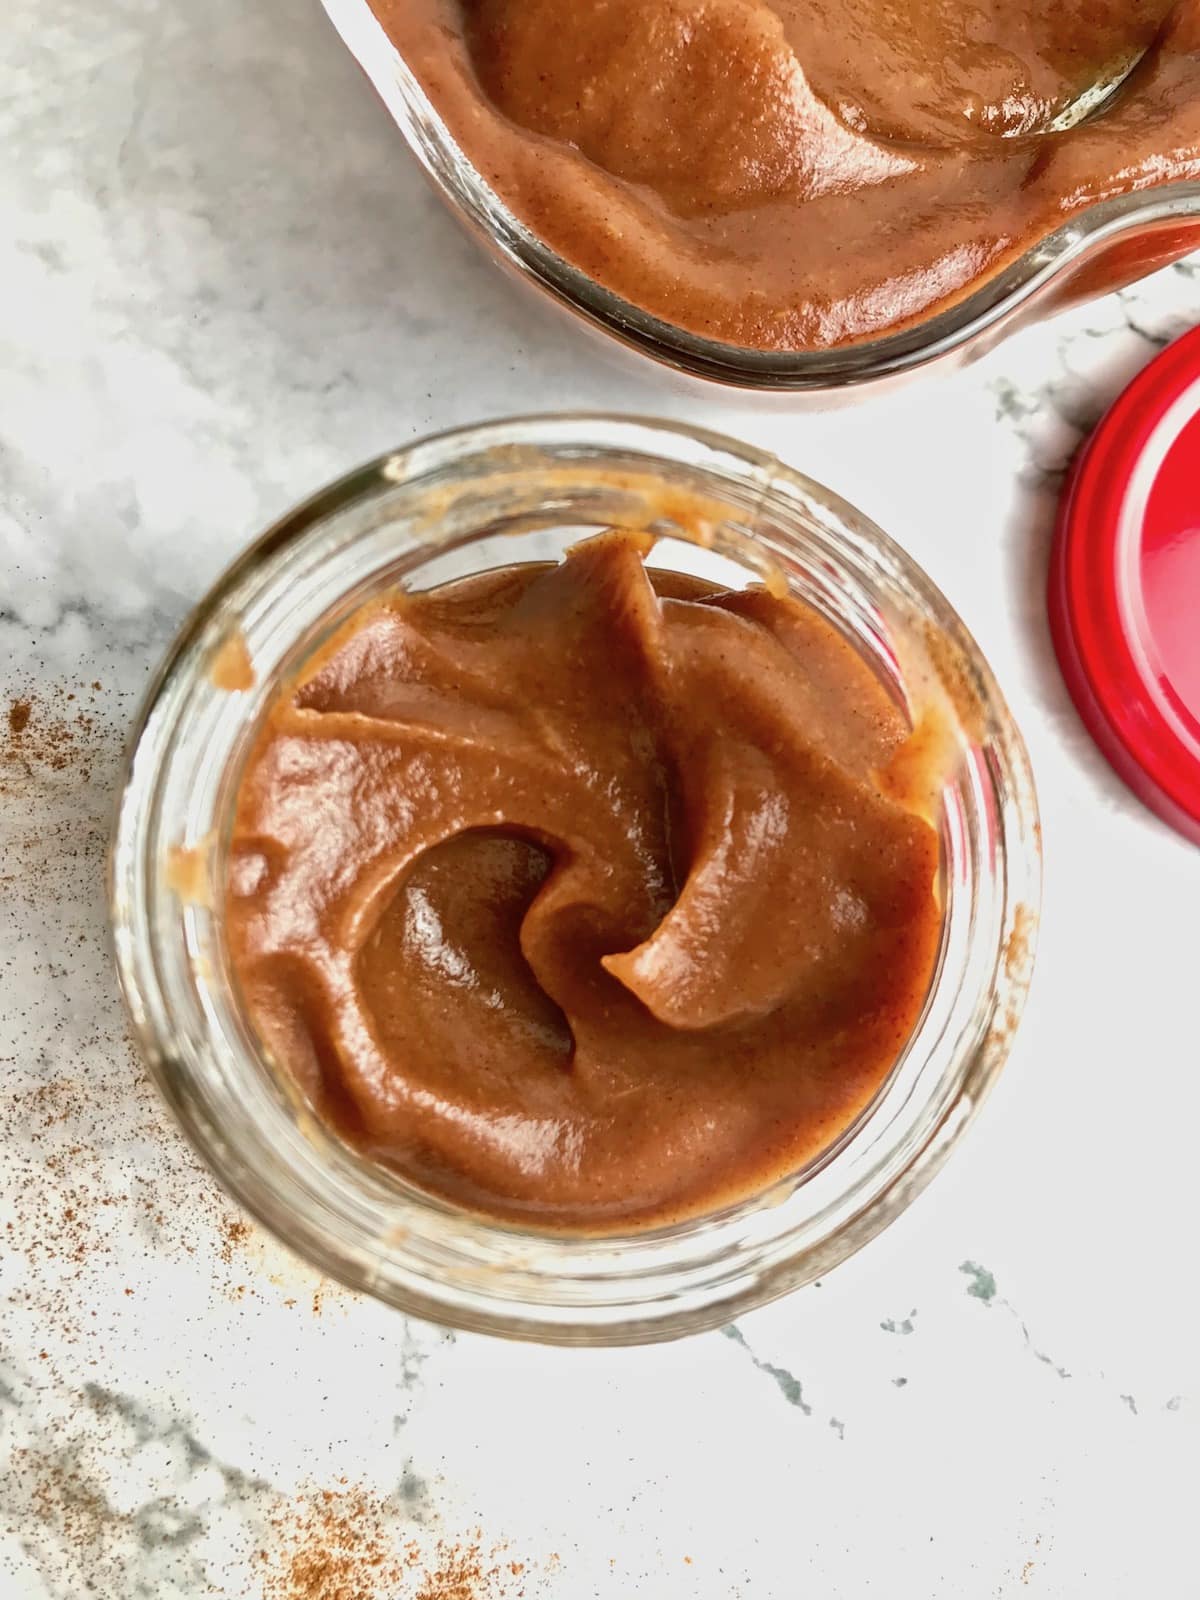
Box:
4, 3, 1200, 1596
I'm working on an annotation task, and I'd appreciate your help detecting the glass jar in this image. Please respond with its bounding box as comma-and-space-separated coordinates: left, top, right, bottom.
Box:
111, 415, 1040, 1344
320, 0, 1200, 393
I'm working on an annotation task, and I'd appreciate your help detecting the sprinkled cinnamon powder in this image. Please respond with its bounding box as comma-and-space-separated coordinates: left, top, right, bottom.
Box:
259, 1486, 407, 1600
0, 674, 326, 1337
1, 673, 539, 1600
1, 684, 102, 778
257, 1492, 532, 1600
413, 1539, 528, 1600
414, 1542, 488, 1600
219, 1215, 252, 1265
16, 1443, 130, 1571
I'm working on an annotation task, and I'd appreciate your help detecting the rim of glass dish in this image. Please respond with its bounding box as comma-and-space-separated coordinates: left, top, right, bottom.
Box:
111, 414, 1041, 1343
319, 0, 1200, 391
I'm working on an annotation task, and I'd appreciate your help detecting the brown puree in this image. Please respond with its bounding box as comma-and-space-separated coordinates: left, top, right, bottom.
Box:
369, 0, 1200, 349
226, 532, 942, 1230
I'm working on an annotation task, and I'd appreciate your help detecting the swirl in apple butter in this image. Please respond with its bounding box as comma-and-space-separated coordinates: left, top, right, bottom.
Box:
227, 532, 942, 1229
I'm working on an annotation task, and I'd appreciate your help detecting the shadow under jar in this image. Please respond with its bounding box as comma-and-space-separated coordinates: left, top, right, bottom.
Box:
321, 0, 1200, 391
111, 416, 1040, 1343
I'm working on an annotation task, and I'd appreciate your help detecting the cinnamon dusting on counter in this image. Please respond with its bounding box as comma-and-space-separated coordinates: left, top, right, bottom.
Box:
414, 1538, 530, 1600
2, 684, 104, 781
259, 1486, 408, 1600
257, 1489, 534, 1600
15, 1443, 130, 1571
219, 1214, 252, 1265
0, 679, 280, 1312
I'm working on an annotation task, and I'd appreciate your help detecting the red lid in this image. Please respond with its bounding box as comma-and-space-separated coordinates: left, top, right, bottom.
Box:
1049, 324, 1200, 845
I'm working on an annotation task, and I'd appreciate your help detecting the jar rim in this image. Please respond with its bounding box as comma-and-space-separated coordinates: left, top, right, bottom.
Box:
111, 414, 1041, 1343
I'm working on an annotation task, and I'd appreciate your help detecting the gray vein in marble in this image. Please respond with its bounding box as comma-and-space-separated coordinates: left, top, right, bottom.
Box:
2, 1364, 441, 1599
82, 1383, 271, 1495
989, 373, 1092, 483
0, 1387, 236, 1600
959, 1262, 1071, 1381
1023, 1338, 1072, 1383
0, 596, 178, 659
880, 1309, 918, 1335
985, 259, 1200, 486
721, 1325, 812, 1415
397, 1461, 434, 1524
398, 1319, 455, 1391
392, 1321, 455, 1440
116, 5, 168, 181
1116, 292, 1172, 350
960, 1262, 997, 1303
131, 1501, 205, 1553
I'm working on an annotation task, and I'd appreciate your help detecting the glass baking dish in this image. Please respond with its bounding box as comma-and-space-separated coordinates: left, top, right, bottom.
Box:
320, 0, 1200, 392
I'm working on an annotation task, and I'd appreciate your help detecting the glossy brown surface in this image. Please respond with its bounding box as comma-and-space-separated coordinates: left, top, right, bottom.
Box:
372, 0, 1200, 349
227, 534, 941, 1230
